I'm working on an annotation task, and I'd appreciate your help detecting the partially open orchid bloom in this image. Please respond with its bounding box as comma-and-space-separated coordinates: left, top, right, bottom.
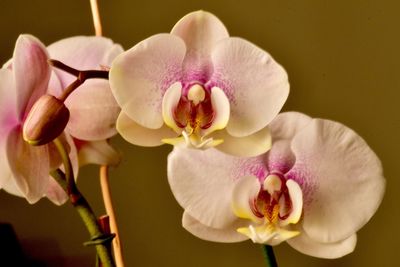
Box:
110, 10, 289, 157
0, 35, 78, 204
168, 112, 385, 258
0, 34, 122, 204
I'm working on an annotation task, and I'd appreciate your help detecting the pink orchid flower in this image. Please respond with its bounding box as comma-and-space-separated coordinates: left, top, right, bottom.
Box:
110, 11, 289, 157
0, 35, 78, 204
168, 112, 385, 258
0, 34, 122, 204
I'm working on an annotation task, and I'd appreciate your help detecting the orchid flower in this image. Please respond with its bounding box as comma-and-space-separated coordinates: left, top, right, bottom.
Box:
0, 34, 122, 204
0, 35, 78, 204
110, 10, 289, 157
168, 112, 385, 258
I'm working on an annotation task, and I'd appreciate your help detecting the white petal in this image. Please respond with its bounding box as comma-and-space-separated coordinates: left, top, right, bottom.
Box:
212, 127, 271, 157
288, 119, 385, 243
280, 179, 303, 226
6, 126, 50, 203
171, 10, 229, 81
162, 82, 183, 134
65, 79, 120, 140
210, 37, 289, 137
168, 147, 239, 228
269, 112, 312, 141
202, 86, 230, 136
110, 34, 186, 129
77, 139, 121, 167
0, 69, 18, 139
182, 211, 248, 243
117, 112, 177, 147
287, 231, 357, 259
231, 176, 262, 223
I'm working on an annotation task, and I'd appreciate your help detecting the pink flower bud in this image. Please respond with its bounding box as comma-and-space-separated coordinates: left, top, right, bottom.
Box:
23, 94, 70, 146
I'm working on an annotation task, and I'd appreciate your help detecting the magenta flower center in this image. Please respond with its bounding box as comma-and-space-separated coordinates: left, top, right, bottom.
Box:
250, 173, 293, 223
172, 84, 215, 133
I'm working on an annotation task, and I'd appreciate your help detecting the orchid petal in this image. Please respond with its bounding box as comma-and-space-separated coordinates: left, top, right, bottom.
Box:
162, 82, 183, 134
201, 86, 230, 136
46, 177, 68, 205
210, 37, 289, 137
231, 176, 262, 224
47, 36, 122, 87
171, 10, 229, 80
1, 175, 23, 197
212, 126, 271, 157
264, 112, 313, 173
77, 139, 121, 167
0, 136, 14, 190
269, 112, 312, 141
182, 212, 248, 243
110, 34, 186, 129
6, 126, 49, 203
168, 147, 240, 228
65, 79, 120, 140
279, 179, 303, 226
287, 232, 357, 259
13, 35, 50, 117
0, 69, 18, 137
118, 112, 177, 147
288, 119, 385, 243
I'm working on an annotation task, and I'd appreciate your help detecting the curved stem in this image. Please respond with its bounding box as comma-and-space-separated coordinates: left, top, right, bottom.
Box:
262, 245, 278, 267
90, 0, 102, 36
52, 138, 115, 267
100, 165, 125, 267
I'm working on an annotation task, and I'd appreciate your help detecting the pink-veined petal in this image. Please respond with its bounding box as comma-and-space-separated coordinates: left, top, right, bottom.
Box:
47, 36, 122, 87
168, 147, 267, 228
65, 79, 120, 140
13, 34, 50, 118
109, 34, 186, 129
209, 37, 289, 137
117, 112, 177, 147
182, 211, 248, 243
171, 10, 229, 82
6, 126, 49, 203
77, 139, 121, 167
287, 119, 385, 243
287, 231, 357, 259
212, 126, 271, 157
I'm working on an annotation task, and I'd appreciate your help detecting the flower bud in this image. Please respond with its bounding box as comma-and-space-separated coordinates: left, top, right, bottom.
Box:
23, 94, 70, 146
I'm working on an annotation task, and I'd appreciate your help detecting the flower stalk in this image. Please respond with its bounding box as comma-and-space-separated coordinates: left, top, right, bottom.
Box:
48, 59, 109, 101
262, 245, 278, 267
51, 138, 116, 267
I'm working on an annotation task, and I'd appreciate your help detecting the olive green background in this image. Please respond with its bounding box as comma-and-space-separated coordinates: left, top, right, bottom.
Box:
0, 0, 398, 266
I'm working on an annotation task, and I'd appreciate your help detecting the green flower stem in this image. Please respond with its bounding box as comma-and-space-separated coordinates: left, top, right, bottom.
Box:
262, 245, 278, 267
52, 138, 115, 267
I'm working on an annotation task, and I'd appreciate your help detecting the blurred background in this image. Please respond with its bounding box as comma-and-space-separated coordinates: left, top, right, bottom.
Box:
0, 0, 398, 266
